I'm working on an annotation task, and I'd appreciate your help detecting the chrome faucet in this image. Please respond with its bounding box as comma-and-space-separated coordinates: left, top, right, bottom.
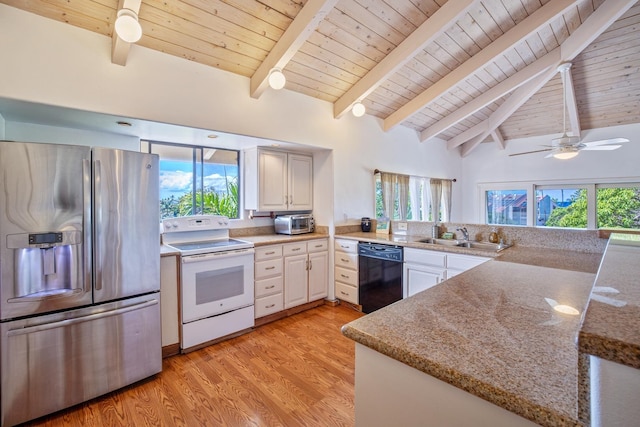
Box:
456, 227, 469, 241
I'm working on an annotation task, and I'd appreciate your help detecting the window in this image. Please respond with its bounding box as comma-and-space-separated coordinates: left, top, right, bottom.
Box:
536, 187, 587, 228
596, 184, 640, 229
375, 174, 450, 222
142, 141, 239, 219
480, 181, 640, 230
485, 189, 527, 225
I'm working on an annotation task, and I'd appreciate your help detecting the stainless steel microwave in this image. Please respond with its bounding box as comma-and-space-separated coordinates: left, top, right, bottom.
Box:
274, 214, 315, 235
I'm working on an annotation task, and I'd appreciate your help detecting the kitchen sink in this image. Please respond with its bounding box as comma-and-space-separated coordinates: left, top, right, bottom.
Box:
415, 238, 461, 246
456, 241, 510, 251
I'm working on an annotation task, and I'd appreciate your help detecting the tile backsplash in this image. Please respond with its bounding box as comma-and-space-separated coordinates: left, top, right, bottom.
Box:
391, 221, 606, 253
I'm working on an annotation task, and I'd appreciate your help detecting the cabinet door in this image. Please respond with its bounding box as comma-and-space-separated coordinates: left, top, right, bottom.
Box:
403, 263, 444, 298
284, 254, 308, 309
288, 153, 313, 211
308, 251, 328, 301
258, 150, 288, 211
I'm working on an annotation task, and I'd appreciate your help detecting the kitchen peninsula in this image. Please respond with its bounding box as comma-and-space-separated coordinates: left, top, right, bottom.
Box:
341, 233, 604, 427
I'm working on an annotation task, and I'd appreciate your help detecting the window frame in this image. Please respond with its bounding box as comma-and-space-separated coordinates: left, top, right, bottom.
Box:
142, 140, 241, 220
478, 178, 640, 230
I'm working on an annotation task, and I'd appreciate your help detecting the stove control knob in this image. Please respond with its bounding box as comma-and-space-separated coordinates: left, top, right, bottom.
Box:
172, 222, 179, 229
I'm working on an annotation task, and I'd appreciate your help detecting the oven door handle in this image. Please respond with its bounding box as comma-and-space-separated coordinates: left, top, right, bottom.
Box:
182, 248, 255, 263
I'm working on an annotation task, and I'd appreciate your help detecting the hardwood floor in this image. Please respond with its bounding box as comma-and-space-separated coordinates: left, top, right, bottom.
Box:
26, 304, 363, 427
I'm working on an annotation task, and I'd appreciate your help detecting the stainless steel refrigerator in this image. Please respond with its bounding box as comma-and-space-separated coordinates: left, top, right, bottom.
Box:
0, 141, 162, 426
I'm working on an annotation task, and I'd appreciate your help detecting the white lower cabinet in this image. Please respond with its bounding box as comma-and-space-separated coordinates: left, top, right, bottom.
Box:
160, 254, 180, 350
334, 238, 359, 304
254, 244, 284, 318
283, 239, 328, 309
446, 253, 490, 279
255, 239, 328, 318
403, 248, 489, 297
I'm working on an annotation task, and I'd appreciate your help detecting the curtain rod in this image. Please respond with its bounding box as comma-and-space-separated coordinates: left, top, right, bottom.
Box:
373, 169, 456, 182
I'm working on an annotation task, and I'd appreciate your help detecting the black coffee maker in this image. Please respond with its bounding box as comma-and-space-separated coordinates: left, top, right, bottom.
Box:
361, 217, 371, 232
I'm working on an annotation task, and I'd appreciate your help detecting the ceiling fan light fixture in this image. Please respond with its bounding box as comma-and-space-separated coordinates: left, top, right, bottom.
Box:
352, 102, 366, 117
553, 147, 579, 160
115, 8, 142, 43
268, 68, 286, 90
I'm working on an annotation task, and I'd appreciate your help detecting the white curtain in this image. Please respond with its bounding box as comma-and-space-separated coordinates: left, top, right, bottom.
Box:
409, 176, 421, 220
409, 176, 431, 221
441, 179, 453, 222
380, 172, 396, 219
430, 178, 442, 222
396, 174, 410, 220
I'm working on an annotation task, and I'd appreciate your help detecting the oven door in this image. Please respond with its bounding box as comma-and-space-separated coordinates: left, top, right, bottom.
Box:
181, 248, 254, 323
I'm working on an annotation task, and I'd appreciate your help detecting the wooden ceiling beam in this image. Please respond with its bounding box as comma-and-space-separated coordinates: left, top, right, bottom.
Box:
332, 0, 477, 119
384, 0, 579, 132
492, 129, 506, 150
250, 0, 339, 99
455, 0, 637, 157
111, 0, 141, 66
562, 64, 581, 137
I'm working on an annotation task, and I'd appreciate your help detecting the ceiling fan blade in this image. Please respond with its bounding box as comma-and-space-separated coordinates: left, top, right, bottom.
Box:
509, 148, 552, 157
583, 137, 629, 147
582, 144, 622, 151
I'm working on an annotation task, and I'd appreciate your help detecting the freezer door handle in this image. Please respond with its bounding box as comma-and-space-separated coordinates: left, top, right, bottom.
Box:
6, 299, 159, 337
83, 158, 93, 293
93, 159, 103, 291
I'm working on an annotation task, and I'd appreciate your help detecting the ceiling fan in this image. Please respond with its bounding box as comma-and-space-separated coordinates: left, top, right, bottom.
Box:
510, 63, 629, 159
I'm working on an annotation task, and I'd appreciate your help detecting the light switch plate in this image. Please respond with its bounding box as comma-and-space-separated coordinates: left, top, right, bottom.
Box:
397, 222, 407, 231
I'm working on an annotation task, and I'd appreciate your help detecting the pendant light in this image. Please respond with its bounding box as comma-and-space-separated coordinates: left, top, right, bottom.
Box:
352, 102, 366, 117
268, 68, 286, 90
115, 9, 142, 43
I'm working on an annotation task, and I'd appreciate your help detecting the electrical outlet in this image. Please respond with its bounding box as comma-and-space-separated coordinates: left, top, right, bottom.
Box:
397, 222, 408, 231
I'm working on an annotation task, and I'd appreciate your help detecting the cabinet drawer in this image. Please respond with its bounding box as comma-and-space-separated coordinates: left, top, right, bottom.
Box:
335, 282, 358, 304
255, 258, 283, 280
283, 242, 307, 256
255, 293, 283, 318
307, 239, 328, 253
404, 248, 446, 268
335, 252, 358, 270
335, 239, 358, 253
335, 266, 358, 287
255, 276, 283, 298
255, 245, 282, 261
447, 254, 489, 271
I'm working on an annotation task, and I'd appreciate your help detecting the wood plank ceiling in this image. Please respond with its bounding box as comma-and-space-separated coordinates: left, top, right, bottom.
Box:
3, 0, 639, 157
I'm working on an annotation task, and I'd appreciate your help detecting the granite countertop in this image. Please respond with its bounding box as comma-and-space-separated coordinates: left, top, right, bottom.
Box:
336, 232, 602, 273
342, 260, 596, 426
336, 231, 505, 258
579, 233, 640, 368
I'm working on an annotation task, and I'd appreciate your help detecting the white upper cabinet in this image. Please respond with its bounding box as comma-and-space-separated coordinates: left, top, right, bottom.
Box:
287, 153, 313, 211
244, 148, 313, 212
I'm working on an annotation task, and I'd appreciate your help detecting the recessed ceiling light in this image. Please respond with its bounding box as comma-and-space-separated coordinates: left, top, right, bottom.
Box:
207, 134, 218, 139
116, 121, 132, 127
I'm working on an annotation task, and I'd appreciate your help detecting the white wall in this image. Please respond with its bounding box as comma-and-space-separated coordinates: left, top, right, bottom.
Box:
0, 4, 461, 225
459, 123, 640, 223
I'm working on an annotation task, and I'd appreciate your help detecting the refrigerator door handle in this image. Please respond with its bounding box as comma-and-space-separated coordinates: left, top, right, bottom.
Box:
83, 158, 93, 293
6, 299, 159, 337
93, 159, 103, 291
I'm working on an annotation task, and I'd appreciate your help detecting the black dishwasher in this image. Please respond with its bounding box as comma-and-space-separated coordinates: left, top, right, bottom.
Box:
358, 242, 403, 313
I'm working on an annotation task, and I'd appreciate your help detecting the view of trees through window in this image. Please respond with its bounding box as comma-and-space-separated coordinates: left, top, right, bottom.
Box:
144, 142, 240, 220
484, 184, 640, 229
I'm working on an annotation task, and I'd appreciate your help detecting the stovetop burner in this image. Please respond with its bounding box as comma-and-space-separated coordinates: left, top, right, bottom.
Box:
162, 215, 254, 256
